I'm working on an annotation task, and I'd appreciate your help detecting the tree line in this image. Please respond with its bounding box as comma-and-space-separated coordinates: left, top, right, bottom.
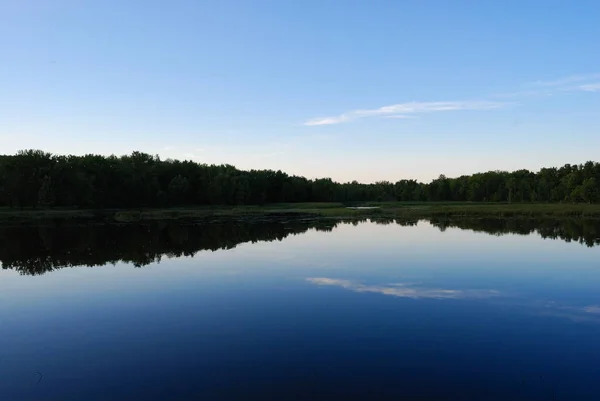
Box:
1, 150, 599, 209
2, 218, 598, 275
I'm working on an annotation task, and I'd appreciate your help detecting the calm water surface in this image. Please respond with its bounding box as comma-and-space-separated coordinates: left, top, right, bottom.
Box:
1, 218, 599, 400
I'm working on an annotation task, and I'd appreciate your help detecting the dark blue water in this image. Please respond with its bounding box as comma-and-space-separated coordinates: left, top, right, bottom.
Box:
1, 219, 599, 400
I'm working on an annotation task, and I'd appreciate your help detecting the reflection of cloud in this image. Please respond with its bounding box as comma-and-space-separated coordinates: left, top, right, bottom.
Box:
510, 300, 600, 324
583, 305, 600, 314
306, 278, 501, 300
535, 307, 600, 324
308, 278, 600, 325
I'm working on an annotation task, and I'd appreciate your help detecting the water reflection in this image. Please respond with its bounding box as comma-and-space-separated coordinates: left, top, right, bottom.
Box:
0, 219, 339, 275
307, 277, 501, 299
307, 277, 600, 326
428, 217, 600, 247
2, 218, 600, 401
1, 217, 599, 275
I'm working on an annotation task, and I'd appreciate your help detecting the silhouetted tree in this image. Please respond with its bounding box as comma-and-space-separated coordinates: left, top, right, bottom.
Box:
1, 150, 600, 208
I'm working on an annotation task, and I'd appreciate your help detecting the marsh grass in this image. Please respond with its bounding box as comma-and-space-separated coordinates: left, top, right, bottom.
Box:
3, 202, 600, 224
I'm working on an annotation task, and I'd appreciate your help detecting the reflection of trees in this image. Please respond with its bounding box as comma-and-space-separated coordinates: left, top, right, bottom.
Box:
2, 217, 599, 276
0, 219, 355, 275
427, 218, 600, 248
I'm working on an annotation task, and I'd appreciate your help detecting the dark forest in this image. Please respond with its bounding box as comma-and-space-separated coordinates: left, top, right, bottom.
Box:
1, 150, 599, 209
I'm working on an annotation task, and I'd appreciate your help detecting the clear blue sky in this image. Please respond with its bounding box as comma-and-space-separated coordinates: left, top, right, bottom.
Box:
1, 0, 599, 182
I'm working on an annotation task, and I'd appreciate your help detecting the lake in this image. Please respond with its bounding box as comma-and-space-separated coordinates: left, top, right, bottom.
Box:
1, 218, 599, 400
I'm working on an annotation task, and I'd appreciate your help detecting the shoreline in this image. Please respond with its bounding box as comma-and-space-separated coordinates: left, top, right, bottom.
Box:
2, 202, 600, 224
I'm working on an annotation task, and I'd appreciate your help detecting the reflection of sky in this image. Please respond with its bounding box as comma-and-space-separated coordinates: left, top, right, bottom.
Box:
3, 219, 599, 336
2, 221, 600, 400
2, 220, 600, 307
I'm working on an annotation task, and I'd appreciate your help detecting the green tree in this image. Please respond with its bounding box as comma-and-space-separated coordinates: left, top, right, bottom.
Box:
582, 178, 598, 204
168, 175, 190, 205
37, 175, 55, 208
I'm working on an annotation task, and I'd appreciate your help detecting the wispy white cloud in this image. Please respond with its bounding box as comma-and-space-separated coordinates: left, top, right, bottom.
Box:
306, 277, 501, 300
305, 116, 352, 126
526, 73, 600, 95
304, 101, 505, 126
580, 83, 600, 92
530, 73, 600, 87
304, 73, 600, 127
384, 114, 419, 119
490, 89, 552, 99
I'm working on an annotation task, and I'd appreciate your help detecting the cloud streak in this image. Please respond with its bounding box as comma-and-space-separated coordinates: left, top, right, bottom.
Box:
530, 73, 600, 87
580, 83, 600, 92
518, 73, 600, 96
304, 72, 600, 126
307, 277, 501, 300
304, 101, 505, 126
489, 89, 553, 99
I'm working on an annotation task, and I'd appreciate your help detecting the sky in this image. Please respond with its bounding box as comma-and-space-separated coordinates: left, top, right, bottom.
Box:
1, 0, 599, 183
